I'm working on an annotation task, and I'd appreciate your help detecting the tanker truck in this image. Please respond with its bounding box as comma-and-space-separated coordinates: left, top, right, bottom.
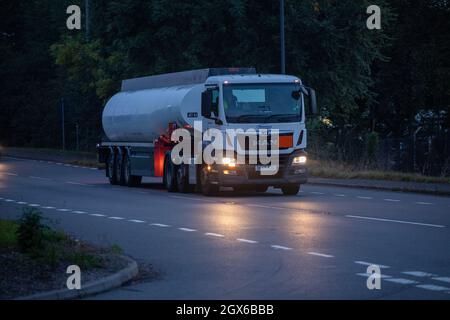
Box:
97, 68, 317, 196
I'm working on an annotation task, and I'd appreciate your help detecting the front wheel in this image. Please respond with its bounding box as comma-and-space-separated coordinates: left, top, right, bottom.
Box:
281, 184, 300, 195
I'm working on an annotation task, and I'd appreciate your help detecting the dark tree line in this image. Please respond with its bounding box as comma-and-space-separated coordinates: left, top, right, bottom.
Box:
1, 0, 449, 174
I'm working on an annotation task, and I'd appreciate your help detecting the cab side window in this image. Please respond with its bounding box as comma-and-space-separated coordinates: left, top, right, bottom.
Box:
211, 89, 219, 117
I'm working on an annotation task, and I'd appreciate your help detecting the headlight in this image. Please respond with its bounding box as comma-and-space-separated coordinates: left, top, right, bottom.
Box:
222, 157, 236, 167
293, 156, 307, 164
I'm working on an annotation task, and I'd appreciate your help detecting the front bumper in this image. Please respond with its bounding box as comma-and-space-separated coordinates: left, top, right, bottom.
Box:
210, 151, 308, 187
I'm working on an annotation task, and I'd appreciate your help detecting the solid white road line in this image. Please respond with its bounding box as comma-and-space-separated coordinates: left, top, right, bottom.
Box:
1, 172, 18, 176
169, 195, 215, 202
66, 181, 92, 186
416, 284, 450, 291
178, 228, 197, 232
402, 271, 436, 277
432, 277, 450, 284
308, 252, 334, 258
237, 238, 258, 244
346, 215, 445, 228
354, 261, 390, 269
128, 219, 145, 223
29, 176, 50, 180
109, 216, 125, 220
357, 196, 373, 199
384, 278, 417, 284
384, 198, 400, 202
271, 245, 292, 251
205, 232, 225, 237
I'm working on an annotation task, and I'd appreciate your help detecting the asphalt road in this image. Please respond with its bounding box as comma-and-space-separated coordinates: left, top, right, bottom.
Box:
1, 156, 450, 299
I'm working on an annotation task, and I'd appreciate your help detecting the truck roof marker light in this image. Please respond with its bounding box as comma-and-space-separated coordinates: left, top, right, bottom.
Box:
224, 80, 229, 85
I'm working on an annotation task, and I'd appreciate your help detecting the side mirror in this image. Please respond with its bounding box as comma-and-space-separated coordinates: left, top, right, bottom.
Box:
308, 88, 317, 115
201, 90, 212, 118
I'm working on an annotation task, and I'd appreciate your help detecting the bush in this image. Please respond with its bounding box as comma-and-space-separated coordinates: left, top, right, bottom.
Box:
17, 209, 46, 255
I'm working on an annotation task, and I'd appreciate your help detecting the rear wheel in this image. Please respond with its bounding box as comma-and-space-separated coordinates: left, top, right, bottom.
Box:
107, 152, 118, 185
164, 156, 178, 192
123, 152, 142, 187
281, 184, 300, 195
176, 164, 191, 193
116, 151, 125, 185
200, 166, 219, 196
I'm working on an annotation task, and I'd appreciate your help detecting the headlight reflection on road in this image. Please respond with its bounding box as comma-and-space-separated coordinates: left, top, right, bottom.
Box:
201, 203, 252, 238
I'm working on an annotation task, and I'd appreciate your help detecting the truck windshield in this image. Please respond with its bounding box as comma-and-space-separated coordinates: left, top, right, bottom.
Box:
223, 83, 302, 123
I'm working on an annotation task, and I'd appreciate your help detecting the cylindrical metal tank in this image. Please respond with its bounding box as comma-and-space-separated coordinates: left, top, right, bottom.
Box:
102, 84, 203, 142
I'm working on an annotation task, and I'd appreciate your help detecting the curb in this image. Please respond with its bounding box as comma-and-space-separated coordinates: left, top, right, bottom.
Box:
308, 180, 450, 196
16, 255, 138, 300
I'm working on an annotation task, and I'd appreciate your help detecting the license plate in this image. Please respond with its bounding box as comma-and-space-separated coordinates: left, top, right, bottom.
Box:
255, 165, 272, 172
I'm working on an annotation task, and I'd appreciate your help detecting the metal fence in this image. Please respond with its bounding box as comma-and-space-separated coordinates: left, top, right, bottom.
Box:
308, 130, 450, 177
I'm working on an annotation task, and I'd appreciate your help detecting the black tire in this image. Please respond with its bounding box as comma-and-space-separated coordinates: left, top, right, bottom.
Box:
164, 156, 178, 192
176, 164, 191, 193
200, 166, 219, 196
123, 152, 142, 187
281, 184, 300, 195
116, 151, 125, 185
107, 152, 118, 185
254, 185, 269, 193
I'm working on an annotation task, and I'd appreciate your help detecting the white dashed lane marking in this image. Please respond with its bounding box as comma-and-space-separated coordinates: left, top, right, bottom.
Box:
66, 181, 92, 187
333, 194, 346, 197
178, 228, 197, 232
402, 271, 436, 277
205, 232, 225, 238
237, 238, 258, 244
42, 206, 55, 209
128, 219, 145, 223
356, 273, 391, 279
27, 204, 40, 207
354, 261, 390, 269
57, 208, 71, 212
109, 216, 125, 220
310, 191, 325, 195
384, 278, 417, 284
308, 252, 334, 258
271, 245, 292, 251
416, 284, 450, 292
384, 198, 400, 202
17, 201, 27, 205
90, 213, 106, 217
72, 210, 86, 214
357, 196, 373, 200
415, 202, 433, 205
432, 277, 450, 284
346, 215, 445, 228
150, 223, 170, 227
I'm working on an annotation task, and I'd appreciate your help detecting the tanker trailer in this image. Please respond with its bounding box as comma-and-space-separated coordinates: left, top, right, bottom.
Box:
97, 68, 317, 196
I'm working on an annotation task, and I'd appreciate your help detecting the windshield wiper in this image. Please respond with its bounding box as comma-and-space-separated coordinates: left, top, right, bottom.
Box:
233, 114, 268, 123
264, 113, 300, 123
